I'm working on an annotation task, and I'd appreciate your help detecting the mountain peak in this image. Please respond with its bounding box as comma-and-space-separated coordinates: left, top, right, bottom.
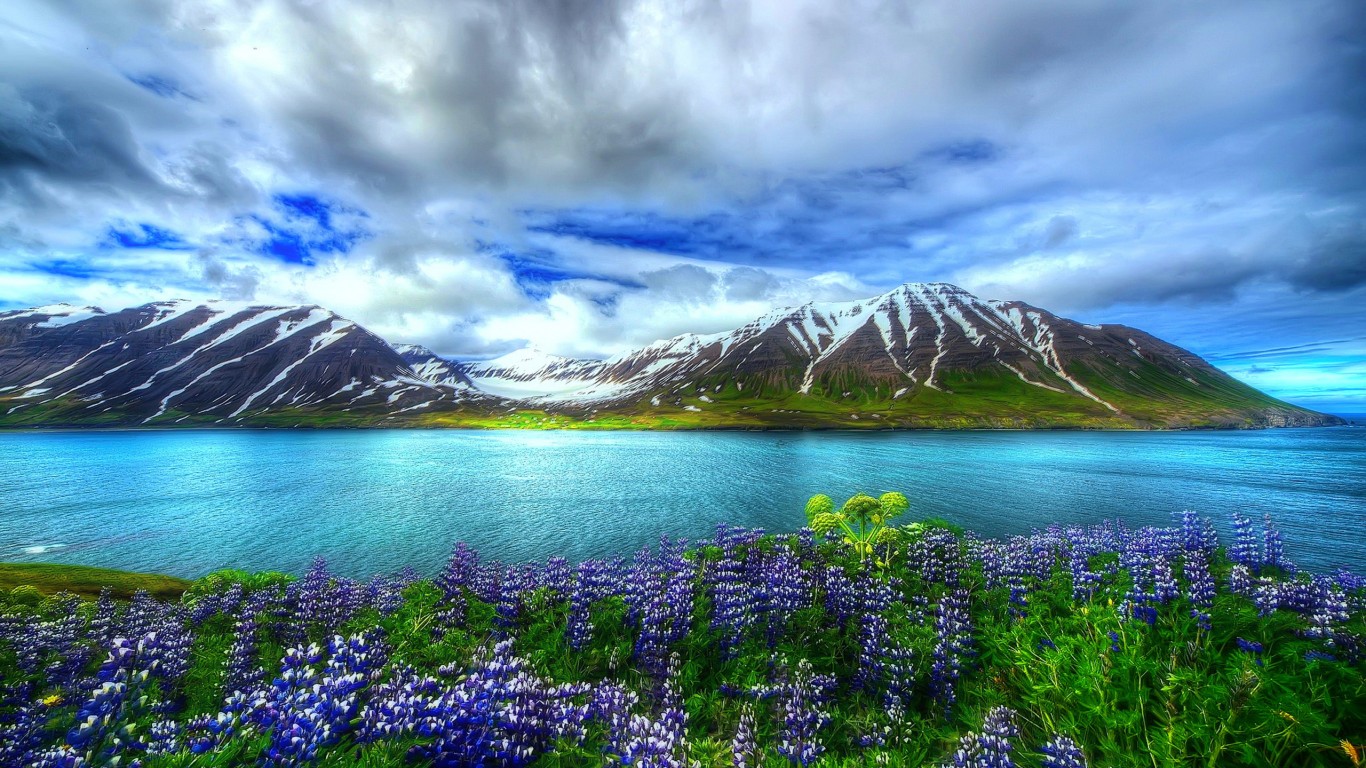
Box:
488, 346, 578, 366
0, 290, 1338, 429
880, 281, 973, 300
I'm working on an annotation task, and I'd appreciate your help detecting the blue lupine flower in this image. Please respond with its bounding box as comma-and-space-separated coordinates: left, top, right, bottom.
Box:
1236, 637, 1265, 666
1040, 733, 1088, 768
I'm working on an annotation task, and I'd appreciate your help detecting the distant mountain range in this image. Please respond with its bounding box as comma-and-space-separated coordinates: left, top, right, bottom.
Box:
0, 284, 1340, 429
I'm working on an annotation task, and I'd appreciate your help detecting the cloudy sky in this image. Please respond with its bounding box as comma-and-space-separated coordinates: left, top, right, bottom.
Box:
1, 0, 1363, 411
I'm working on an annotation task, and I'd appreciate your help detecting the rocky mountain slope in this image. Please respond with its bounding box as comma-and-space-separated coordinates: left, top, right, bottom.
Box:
0, 286, 1340, 429
454, 284, 1337, 429
0, 301, 485, 427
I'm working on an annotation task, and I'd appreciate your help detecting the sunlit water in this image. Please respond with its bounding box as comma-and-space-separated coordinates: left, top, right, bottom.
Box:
1, 428, 1363, 578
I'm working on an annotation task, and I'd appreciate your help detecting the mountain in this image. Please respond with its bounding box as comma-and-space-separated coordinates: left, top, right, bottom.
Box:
0, 301, 486, 427
458, 348, 609, 399
0, 286, 1341, 429
459, 283, 1338, 429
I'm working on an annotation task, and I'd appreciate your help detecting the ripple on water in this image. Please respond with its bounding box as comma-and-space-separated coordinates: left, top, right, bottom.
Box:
0, 428, 1361, 578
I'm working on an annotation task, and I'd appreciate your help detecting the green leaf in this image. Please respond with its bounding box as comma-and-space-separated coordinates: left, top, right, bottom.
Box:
805, 494, 835, 524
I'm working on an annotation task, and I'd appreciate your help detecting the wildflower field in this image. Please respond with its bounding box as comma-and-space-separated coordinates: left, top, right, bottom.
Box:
1, 496, 1362, 767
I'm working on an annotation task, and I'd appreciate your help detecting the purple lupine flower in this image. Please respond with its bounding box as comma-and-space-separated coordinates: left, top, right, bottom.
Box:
0, 699, 57, 767
38, 603, 94, 695
1177, 510, 1218, 554
1040, 734, 1088, 768
89, 588, 119, 647
944, 706, 1018, 768
144, 718, 183, 755
589, 680, 640, 750
247, 633, 386, 766
763, 544, 812, 644
931, 589, 973, 718
1229, 512, 1260, 570
437, 542, 479, 600
630, 539, 697, 678
732, 703, 760, 768
119, 589, 164, 640
822, 565, 862, 627
855, 607, 890, 692
402, 639, 589, 767
1336, 569, 1365, 591
910, 527, 964, 586
1235, 637, 1265, 666
851, 572, 903, 699
468, 560, 505, 604
1262, 514, 1288, 571
185, 691, 253, 754
291, 557, 365, 636
1153, 555, 1180, 604
1067, 532, 1102, 603
1304, 576, 1351, 648
540, 555, 572, 597
354, 668, 442, 743
1190, 609, 1212, 632
145, 621, 195, 682
566, 557, 623, 650
775, 659, 834, 767
708, 534, 760, 657
64, 637, 158, 765
224, 592, 270, 696
1185, 552, 1216, 609
614, 654, 688, 768
494, 565, 525, 634
364, 574, 407, 616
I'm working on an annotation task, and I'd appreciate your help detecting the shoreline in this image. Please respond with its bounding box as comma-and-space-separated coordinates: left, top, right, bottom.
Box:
0, 419, 1349, 435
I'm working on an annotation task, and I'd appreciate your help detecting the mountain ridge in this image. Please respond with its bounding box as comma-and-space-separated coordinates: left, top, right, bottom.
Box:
0, 286, 1341, 430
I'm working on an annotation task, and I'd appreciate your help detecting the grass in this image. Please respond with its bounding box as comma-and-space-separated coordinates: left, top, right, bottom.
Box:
0, 363, 1333, 432
0, 562, 192, 601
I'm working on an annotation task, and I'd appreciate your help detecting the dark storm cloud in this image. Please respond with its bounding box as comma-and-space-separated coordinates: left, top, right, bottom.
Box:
1284, 224, 1366, 292
187, 0, 700, 200
0, 88, 158, 187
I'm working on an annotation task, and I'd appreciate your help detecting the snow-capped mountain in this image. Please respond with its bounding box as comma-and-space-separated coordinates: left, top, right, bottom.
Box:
0, 300, 483, 426
457, 348, 609, 399
457, 283, 1308, 420
0, 286, 1339, 428
392, 344, 480, 392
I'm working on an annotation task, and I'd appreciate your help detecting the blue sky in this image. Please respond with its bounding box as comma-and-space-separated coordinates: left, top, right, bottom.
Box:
0, 0, 1363, 411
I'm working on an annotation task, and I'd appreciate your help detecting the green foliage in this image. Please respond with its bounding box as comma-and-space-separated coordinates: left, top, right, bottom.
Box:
187, 569, 295, 599
805, 491, 912, 566
0, 562, 191, 601
8, 584, 42, 607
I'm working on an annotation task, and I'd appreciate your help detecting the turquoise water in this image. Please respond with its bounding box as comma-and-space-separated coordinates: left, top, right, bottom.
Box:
1, 428, 1363, 578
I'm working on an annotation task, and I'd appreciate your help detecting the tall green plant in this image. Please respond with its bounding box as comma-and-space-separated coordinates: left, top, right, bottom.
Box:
805, 491, 910, 566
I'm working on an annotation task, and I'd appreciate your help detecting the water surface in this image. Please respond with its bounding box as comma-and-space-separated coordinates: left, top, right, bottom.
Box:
1, 428, 1362, 577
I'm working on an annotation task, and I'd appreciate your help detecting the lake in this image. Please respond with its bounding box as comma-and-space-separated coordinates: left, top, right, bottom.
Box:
1, 428, 1363, 578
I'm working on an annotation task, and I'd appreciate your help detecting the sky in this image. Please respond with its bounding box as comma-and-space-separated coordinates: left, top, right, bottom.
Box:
1, 0, 1363, 412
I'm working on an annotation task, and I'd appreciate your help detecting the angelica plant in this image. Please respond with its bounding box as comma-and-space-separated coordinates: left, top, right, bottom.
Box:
805, 491, 910, 566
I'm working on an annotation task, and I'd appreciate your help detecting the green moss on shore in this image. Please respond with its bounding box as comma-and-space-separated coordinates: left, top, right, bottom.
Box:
0, 562, 192, 601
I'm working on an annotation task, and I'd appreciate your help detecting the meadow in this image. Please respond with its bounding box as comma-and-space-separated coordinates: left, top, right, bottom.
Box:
0, 498, 1361, 767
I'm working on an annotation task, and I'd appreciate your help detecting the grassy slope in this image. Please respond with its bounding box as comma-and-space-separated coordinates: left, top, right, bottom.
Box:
0, 362, 1334, 431
0, 562, 192, 601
